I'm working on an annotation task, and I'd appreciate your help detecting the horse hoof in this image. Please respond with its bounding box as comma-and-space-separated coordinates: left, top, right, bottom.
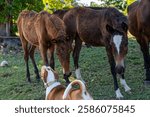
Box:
116, 96, 124, 100
144, 80, 150, 86
126, 90, 132, 94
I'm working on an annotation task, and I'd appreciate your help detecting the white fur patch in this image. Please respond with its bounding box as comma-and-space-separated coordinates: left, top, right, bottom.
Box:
82, 90, 93, 100
120, 78, 131, 92
63, 83, 72, 99
44, 66, 55, 83
115, 89, 123, 99
63, 80, 93, 100
113, 35, 123, 54
75, 68, 85, 83
42, 66, 61, 99
80, 80, 93, 100
75, 68, 82, 79
46, 82, 61, 99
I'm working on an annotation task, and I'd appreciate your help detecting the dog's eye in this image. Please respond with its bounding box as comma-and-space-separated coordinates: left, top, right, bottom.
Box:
84, 91, 87, 95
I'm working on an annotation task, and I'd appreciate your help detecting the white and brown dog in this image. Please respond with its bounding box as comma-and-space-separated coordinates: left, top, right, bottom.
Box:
41, 66, 93, 100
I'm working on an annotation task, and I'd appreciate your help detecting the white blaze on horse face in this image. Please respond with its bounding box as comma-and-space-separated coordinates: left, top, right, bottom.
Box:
113, 35, 123, 54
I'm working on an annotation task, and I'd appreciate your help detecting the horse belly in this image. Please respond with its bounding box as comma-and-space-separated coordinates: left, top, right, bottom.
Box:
78, 28, 104, 46
22, 23, 39, 46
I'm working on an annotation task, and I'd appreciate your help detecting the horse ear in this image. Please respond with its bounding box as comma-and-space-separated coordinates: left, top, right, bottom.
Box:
106, 24, 115, 34
122, 22, 128, 32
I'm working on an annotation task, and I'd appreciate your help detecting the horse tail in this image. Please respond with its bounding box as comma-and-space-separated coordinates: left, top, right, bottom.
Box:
63, 80, 86, 100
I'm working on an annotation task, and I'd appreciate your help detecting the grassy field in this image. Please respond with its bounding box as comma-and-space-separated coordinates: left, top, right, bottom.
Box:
0, 38, 150, 100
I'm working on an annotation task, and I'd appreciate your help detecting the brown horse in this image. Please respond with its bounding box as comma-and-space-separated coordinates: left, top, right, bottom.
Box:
53, 9, 69, 19
128, 0, 150, 85
61, 7, 131, 99
17, 10, 71, 83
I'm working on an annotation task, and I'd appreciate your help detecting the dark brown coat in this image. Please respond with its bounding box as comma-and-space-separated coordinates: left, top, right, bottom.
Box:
128, 0, 150, 84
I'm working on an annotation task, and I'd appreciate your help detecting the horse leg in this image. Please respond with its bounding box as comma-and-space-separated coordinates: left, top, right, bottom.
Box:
39, 44, 48, 66
119, 74, 131, 93
72, 36, 85, 83
138, 37, 150, 84
20, 39, 31, 82
106, 47, 123, 99
48, 45, 55, 70
29, 45, 40, 81
55, 40, 72, 85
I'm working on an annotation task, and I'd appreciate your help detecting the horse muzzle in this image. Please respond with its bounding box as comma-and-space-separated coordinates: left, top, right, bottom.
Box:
115, 65, 125, 75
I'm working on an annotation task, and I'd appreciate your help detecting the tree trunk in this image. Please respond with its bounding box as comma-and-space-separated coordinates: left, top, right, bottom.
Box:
6, 22, 10, 36
5, 0, 12, 37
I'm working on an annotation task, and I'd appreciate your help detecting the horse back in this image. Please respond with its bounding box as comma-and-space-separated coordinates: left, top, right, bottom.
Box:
63, 7, 105, 46
128, 1, 150, 37
17, 10, 66, 46
63, 7, 126, 46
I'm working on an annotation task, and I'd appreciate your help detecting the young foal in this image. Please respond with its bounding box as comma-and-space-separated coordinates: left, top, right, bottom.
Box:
17, 11, 71, 83
128, 0, 150, 85
62, 7, 131, 99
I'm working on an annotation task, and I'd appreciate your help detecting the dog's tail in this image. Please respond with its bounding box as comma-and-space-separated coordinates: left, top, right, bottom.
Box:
63, 80, 87, 100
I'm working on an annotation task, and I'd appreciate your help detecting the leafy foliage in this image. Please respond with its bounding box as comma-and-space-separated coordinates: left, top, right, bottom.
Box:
89, 0, 127, 13
0, 0, 44, 23
0, 0, 44, 35
100, 0, 127, 11
42, 0, 75, 13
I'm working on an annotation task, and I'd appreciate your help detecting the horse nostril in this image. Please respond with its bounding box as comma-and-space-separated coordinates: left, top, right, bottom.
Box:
115, 66, 124, 74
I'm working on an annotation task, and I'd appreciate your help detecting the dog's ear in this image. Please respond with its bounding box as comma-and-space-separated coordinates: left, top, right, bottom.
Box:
41, 66, 48, 82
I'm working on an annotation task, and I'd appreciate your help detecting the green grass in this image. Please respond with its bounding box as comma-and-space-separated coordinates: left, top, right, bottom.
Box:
0, 38, 150, 100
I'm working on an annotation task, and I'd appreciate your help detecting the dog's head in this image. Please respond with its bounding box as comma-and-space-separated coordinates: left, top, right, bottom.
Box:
41, 66, 59, 83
